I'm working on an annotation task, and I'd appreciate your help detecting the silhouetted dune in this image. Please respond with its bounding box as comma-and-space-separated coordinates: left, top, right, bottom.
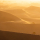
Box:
0, 11, 21, 22
0, 30, 40, 40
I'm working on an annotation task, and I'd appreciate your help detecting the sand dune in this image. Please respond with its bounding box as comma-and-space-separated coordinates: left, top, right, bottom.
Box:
0, 1, 40, 40
0, 30, 40, 40
0, 11, 32, 24
0, 11, 21, 22
0, 22, 40, 35
25, 6, 40, 18
4, 8, 40, 24
4, 9, 28, 18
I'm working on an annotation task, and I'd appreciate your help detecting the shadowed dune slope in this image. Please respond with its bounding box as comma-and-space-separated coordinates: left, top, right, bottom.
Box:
0, 11, 32, 24
0, 11, 21, 22
0, 30, 40, 40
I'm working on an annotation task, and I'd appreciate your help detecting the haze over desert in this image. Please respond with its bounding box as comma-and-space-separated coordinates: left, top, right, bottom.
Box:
0, 0, 40, 40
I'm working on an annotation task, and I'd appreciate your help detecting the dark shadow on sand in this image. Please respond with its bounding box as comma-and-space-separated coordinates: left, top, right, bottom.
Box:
0, 30, 40, 40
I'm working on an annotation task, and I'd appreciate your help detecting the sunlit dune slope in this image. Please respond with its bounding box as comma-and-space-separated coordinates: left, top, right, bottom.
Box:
5, 9, 34, 22
5, 8, 40, 24
4, 9, 36, 24
5, 9, 31, 18
25, 6, 40, 18
0, 11, 21, 22
0, 11, 32, 24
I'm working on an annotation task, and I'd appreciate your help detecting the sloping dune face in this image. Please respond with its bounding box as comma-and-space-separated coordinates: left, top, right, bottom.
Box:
5, 9, 30, 18
0, 11, 32, 24
0, 11, 21, 22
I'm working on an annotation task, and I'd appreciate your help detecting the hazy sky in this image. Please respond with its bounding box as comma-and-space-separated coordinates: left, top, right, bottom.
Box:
0, 0, 40, 7
0, 0, 40, 3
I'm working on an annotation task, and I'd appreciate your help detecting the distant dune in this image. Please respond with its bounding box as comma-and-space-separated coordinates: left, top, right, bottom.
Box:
3, 6, 40, 24
0, 11, 21, 22
4, 9, 31, 18
25, 6, 40, 18
4, 8, 40, 24
4, 6, 40, 18
0, 11, 32, 24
